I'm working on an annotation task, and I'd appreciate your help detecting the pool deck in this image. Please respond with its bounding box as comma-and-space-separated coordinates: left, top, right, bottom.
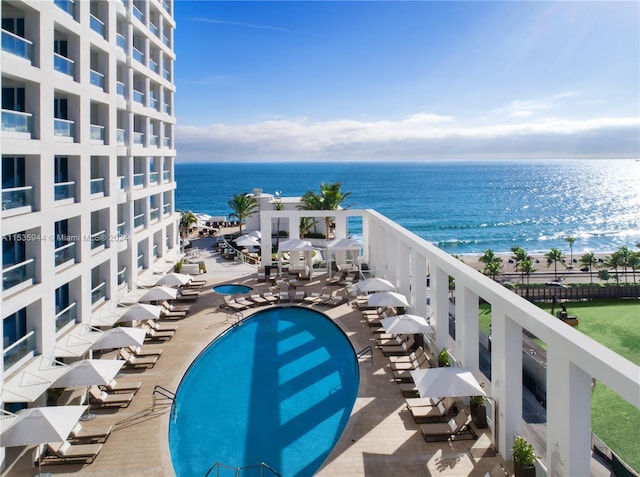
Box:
5, 235, 512, 477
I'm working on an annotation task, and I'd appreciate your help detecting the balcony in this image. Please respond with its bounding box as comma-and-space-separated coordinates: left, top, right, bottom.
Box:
163, 203, 170, 215
90, 14, 105, 37
116, 129, 126, 144
90, 69, 105, 90
54, 118, 75, 139
54, 181, 75, 201
117, 81, 126, 97
149, 171, 159, 184
161, 0, 170, 13
152, 244, 158, 258
163, 137, 170, 148
150, 59, 159, 74
133, 89, 144, 104
2, 29, 34, 62
55, 302, 77, 332
133, 213, 144, 228
163, 34, 170, 47
2, 186, 34, 214
162, 68, 170, 80
162, 170, 170, 182
150, 207, 159, 221
150, 96, 158, 109
132, 46, 144, 64
90, 230, 106, 250
54, 52, 75, 77
2, 109, 33, 136
54, 0, 75, 17
133, 132, 144, 145
133, 173, 144, 186
118, 176, 125, 190
117, 266, 127, 286
91, 281, 106, 304
163, 103, 171, 114
117, 33, 126, 50
90, 177, 105, 195
149, 22, 158, 36
54, 241, 76, 267
137, 253, 144, 269
132, 4, 144, 22
117, 221, 126, 237
90, 124, 105, 142
2, 258, 35, 292
3, 331, 36, 370
150, 134, 158, 146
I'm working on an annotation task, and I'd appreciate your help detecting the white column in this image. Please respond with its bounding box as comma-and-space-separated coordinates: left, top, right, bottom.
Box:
396, 242, 411, 299
431, 265, 449, 350
492, 305, 523, 458
546, 341, 592, 476
411, 251, 427, 318
260, 213, 273, 267
455, 282, 479, 372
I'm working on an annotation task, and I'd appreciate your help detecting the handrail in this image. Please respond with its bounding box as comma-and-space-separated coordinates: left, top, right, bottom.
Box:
152, 384, 175, 410
53, 51, 75, 64
2, 258, 35, 274
1, 108, 32, 118
2, 330, 35, 355
205, 461, 282, 477
356, 345, 373, 365
1, 185, 33, 193
1, 28, 33, 45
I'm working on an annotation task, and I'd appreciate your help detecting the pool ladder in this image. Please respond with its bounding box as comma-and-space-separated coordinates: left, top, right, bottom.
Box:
356, 345, 373, 365
152, 385, 176, 420
205, 461, 281, 477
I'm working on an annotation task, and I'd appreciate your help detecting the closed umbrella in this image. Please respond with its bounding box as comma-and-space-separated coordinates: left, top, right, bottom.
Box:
357, 277, 396, 293
367, 291, 410, 308
234, 235, 261, 248
117, 303, 161, 323
380, 314, 432, 335
139, 286, 177, 302
91, 327, 146, 350
154, 272, 192, 287
410, 367, 486, 399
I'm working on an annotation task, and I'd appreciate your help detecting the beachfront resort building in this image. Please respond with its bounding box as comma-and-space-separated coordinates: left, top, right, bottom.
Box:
0, 0, 179, 463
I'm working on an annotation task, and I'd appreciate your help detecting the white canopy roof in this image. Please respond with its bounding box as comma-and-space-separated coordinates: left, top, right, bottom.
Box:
1, 356, 69, 403
326, 237, 361, 250
278, 239, 314, 252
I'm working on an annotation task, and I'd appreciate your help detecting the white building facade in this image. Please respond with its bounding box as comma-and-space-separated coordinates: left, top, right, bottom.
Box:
0, 0, 179, 436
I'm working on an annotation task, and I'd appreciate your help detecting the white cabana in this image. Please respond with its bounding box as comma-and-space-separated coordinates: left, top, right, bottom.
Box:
277, 239, 315, 279
326, 237, 361, 277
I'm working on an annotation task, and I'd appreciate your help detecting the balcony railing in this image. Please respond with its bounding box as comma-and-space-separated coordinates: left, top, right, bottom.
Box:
90, 124, 105, 141
133, 132, 144, 145
54, 52, 75, 77
133, 213, 145, 228
132, 4, 144, 21
149, 171, 159, 183
149, 22, 158, 36
117, 266, 127, 286
55, 302, 77, 332
162, 170, 170, 182
54, 118, 75, 138
54, 241, 76, 266
2, 109, 33, 135
2, 258, 35, 291
117, 221, 126, 236
137, 253, 144, 268
90, 14, 105, 37
162, 68, 170, 80
54, 0, 75, 17
163, 34, 170, 47
149, 59, 159, 74
117, 81, 126, 97
90, 177, 105, 195
54, 181, 75, 201
132, 46, 144, 63
2, 186, 34, 212
162, 0, 170, 13
163, 103, 171, 114
90, 69, 105, 89
3, 331, 36, 370
117, 33, 126, 50
150, 134, 158, 146
150, 207, 160, 221
118, 176, 125, 189
133, 89, 144, 104
2, 29, 34, 62
163, 137, 170, 148
133, 173, 144, 186
152, 244, 158, 257
90, 230, 106, 250
163, 203, 170, 215
91, 281, 106, 304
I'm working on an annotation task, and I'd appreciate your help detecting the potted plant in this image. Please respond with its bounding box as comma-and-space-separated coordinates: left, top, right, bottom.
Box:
437, 348, 450, 367
469, 384, 488, 429
512, 436, 537, 477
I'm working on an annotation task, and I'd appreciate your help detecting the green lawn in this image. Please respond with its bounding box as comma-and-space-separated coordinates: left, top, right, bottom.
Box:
478, 299, 640, 472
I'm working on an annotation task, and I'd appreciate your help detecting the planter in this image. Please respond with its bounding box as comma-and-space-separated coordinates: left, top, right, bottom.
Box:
513, 459, 536, 477
470, 402, 488, 429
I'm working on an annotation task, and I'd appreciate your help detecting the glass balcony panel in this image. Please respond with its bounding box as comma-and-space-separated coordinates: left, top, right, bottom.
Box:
150, 208, 159, 221
117, 81, 126, 97
163, 35, 170, 47
2, 258, 35, 290
90, 230, 106, 250
150, 134, 158, 146
149, 171, 159, 183
163, 137, 170, 148
90, 124, 105, 141
134, 213, 144, 228
133, 89, 144, 104
90, 69, 105, 89
133, 5, 143, 21
2, 30, 34, 62
2, 109, 33, 135
116, 129, 125, 144
90, 177, 105, 194
163, 203, 170, 215
137, 254, 144, 268
54, 118, 75, 138
133, 132, 144, 145
149, 22, 158, 36
133, 173, 144, 186
132, 46, 144, 63
162, 0, 169, 13
152, 244, 158, 257
2, 186, 34, 211
3, 331, 36, 370
163, 103, 170, 114
117, 33, 126, 50
117, 267, 127, 286
150, 96, 158, 109
90, 14, 105, 37
91, 282, 106, 304
118, 176, 125, 189
55, 302, 77, 331
149, 59, 158, 74
162, 68, 170, 80
162, 170, 170, 182
117, 222, 126, 236
54, 181, 75, 201
54, 53, 75, 77
54, 241, 76, 266
54, 0, 75, 16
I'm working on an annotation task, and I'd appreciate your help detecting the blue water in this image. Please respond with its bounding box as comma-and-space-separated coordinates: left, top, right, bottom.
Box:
212, 284, 254, 295
169, 307, 359, 477
175, 159, 640, 255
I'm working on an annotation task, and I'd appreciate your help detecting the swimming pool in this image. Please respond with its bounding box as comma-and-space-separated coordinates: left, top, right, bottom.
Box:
169, 307, 359, 477
212, 284, 254, 295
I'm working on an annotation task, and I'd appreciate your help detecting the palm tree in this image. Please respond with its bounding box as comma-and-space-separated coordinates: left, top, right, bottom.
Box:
273, 200, 284, 249
479, 249, 503, 280
579, 252, 598, 284
615, 246, 633, 283
628, 252, 640, 284
299, 181, 351, 240
520, 257, 536, 298
227, 193, 259, 235
179, 210, 198, 251
299, 217, 315, 239
545, 248, 565, 281
511, 246, 530, 285
564, 236, 577, 269
604, 251, 624, 286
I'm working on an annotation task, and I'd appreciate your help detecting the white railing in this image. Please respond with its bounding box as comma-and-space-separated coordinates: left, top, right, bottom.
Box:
118, 176, 125, 189
90, 14, 105, 37
55, 302, 77, 331
53, 52, 75, 77
90, 177, 105, 195
54, 181, 75, 201
117, 33, 126, 50
133, 45, 144, 63
2, 109, 33, 135
133, 132, 144, 144
116, 129, 126, 144
54, 241, 76, 266
2, 258, 35, 290
90, 69, 105, 89
1, 29, 34, 62
133, 173, 144, 186
1, 185, 34, 211
91, 281, 106, 304
3, 331, 36, 369
90, 230, 106, 250
149, 171, 159, 183
54, 118, 75, 138
90, 124, 105, 141
134, 213, 145, 228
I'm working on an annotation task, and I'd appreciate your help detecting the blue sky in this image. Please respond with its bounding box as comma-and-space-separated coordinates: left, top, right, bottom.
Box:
174, 1, 640, 162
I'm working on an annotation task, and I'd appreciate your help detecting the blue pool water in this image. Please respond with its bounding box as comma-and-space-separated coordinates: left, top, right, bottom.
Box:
212, 284, 254, 295
169, 307, 360, 477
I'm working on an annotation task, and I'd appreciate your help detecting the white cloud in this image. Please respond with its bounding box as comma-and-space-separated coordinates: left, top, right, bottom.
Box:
175, 113, 640, 161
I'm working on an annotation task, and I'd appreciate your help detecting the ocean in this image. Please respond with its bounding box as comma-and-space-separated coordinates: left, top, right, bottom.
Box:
175, 159, 640, 256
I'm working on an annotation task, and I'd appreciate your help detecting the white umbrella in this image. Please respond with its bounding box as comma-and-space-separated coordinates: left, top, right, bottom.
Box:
410, 368, 486, 399
117, 303, 161, 323
139, 286, 178, 302
234, 235, 261, 247
380, 314, 432, 335
367, 291, 410, 308
154, 272, 191, 287
247, 230, 262, 240
0, 405, 87, 446
357, 277, 396, 293
91, 327, 146, 350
